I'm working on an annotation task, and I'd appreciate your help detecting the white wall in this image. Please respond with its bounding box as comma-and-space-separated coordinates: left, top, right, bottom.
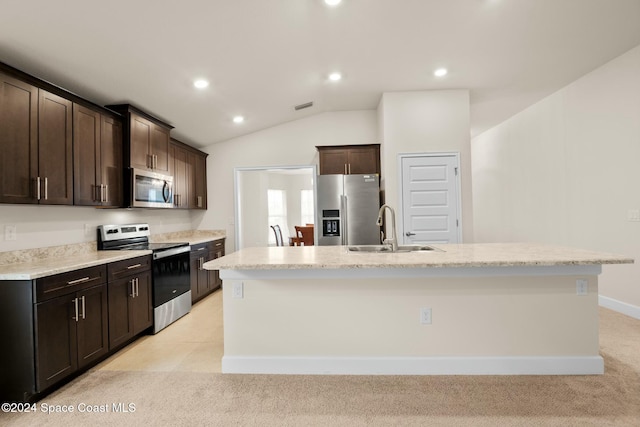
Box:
472, 44, 640, 312
0, 204, 195, 252
378, 90, 473, 241
196, 111, 378, 251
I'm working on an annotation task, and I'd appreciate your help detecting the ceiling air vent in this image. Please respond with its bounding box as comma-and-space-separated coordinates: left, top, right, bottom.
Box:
294, 101, 313, 111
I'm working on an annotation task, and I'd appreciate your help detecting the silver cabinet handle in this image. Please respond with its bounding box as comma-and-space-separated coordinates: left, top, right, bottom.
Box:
135, 277, 140, 297
104, 184, 108, 202
36, 177, 41, 200
197, 247, 206, 251
67, 276, 90, 285
129, 278, 135, 298
127, 263, 142, 270
80, 295, 86, 320
344, 164, 347, 174
44, 177, 48, 200
348, 164, 351, 174
406, 232, 416, 236
73, 297, 79, 322
197, 196, 203, 208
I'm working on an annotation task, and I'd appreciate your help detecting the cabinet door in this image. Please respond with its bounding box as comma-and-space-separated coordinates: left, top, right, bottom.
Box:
108, 276, 134, 349
193, 152, 207, 209
150, 124, 170, 174
172, 144, 189, 208
190, 254, 201, 303
0, 73, 38, 204
318, 148, 349, 175
131, 271, 153, 335
76, 284, 109, 369
73, 104, 100, 206
100, 115, 123, 207
210, 240, 224, 291
130, 114, 152, 169
35, 294, 77, 391
38, 90, 73, 205
347, 147, 380, 175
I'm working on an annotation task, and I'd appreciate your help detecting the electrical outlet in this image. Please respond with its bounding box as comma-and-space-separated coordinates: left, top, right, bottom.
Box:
576, 279, 588, 296
232, 282, 244, 299
420, 307, 432, 325
4, 225, 16, 241
627, 209, 640, 222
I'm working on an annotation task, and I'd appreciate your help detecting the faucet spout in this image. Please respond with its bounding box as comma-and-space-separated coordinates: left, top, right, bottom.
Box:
377, 204, 398, 252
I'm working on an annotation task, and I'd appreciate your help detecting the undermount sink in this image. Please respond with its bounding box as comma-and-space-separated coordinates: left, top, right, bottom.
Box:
347, 245, 442, 253
396, 245, 442, 252
347, 245, 393, 252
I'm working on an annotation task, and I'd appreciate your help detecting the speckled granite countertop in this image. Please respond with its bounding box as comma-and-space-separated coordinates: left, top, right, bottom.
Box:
203, 243, 633, 270
151, 229, 226, 245
0, 249, 152, 280
0, 229, 226, 281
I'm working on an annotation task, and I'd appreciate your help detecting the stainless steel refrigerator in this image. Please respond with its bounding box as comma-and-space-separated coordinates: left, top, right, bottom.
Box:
316, 174, 380, 246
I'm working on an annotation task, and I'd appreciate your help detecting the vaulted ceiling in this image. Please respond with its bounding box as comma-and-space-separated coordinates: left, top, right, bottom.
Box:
1, 0, 639, 147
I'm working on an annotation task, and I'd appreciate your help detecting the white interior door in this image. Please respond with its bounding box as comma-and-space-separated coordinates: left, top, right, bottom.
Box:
400, 154, 461, 244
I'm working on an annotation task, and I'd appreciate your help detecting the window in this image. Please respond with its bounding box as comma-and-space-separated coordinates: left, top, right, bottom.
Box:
267, 189, 287, 245
300, 189, 314, 225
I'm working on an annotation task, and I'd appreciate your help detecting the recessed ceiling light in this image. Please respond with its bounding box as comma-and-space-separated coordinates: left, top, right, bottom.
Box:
328, 72, 342, 82
434, 68, 448, 77
324, 0, 342, 6
233, 116, 244, 124
193, 79, 209, 89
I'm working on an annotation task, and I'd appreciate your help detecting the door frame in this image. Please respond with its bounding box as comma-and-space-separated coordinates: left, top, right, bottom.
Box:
397, 152, 463, 244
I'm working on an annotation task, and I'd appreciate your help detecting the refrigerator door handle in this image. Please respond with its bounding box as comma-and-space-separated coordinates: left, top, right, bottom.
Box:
342, 195, 348, 245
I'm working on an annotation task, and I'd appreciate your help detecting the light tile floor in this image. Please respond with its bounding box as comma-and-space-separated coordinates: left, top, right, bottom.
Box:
96, 290, 223, 373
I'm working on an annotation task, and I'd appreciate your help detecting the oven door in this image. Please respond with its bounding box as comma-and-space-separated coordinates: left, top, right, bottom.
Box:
131, 168, 174, 208
152, 249, 191, 307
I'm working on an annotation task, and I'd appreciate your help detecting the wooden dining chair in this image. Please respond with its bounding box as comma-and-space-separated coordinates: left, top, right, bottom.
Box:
270, 225, 284, 246
294, 225, 314, 246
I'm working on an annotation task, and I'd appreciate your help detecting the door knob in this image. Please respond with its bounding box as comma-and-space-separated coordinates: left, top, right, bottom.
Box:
405, 232, 416, 236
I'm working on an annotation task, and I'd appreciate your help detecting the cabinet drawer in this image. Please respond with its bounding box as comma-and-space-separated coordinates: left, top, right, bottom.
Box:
35, 265, 107, 303
211, 239, 224, 249
190, 243, 209, 258
107, 255, 151, 281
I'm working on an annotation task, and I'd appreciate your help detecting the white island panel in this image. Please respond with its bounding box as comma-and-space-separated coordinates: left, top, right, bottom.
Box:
222, 274, 601, 375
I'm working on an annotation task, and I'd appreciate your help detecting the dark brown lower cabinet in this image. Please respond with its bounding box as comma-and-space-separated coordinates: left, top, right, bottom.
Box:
34, 282, 108, 391
108, 271, 152, 349
190, 238, 225, 303
0, 258, 156, 403
107, 256, 153, 350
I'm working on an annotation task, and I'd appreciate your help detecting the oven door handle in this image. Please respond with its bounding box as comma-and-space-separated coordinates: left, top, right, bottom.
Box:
153, 245, 191, 260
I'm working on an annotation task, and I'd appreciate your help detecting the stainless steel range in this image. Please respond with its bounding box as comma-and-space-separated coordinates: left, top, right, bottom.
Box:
98, 223, 191, 333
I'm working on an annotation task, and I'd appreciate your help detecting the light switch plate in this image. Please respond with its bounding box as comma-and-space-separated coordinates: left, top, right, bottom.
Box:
628, 209, 640, 222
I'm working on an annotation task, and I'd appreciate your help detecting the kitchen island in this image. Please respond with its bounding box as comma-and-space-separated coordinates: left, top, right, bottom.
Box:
203, 243, 632, 375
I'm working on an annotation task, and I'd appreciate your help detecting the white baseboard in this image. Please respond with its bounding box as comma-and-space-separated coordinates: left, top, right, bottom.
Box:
222, 355, 604, 376
599, 295, 640, 320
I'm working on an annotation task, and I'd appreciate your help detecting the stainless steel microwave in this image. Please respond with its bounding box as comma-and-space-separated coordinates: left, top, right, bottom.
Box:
131, 168, 174, 208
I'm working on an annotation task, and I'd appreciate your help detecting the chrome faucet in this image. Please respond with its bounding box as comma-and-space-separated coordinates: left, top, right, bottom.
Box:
376, 204, 398, 252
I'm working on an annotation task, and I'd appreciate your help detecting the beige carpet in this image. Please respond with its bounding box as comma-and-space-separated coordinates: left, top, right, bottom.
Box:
2, 307, 639, 426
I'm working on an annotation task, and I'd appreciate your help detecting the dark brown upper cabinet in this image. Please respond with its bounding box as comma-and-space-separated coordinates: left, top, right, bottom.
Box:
73, 104, 123, 207
317, 144, 380, 176
170, 138, 208, 210
0, 71, 72, 205
106, 104, 173, 175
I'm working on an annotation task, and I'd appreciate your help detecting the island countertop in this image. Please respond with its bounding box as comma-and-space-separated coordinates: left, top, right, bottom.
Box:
203, 243, 633, 270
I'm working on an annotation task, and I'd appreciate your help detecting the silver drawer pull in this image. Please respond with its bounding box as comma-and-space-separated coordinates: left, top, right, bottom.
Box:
197, 247, 206, 251
127, 264, 142, 269
67, 276, 90, 285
